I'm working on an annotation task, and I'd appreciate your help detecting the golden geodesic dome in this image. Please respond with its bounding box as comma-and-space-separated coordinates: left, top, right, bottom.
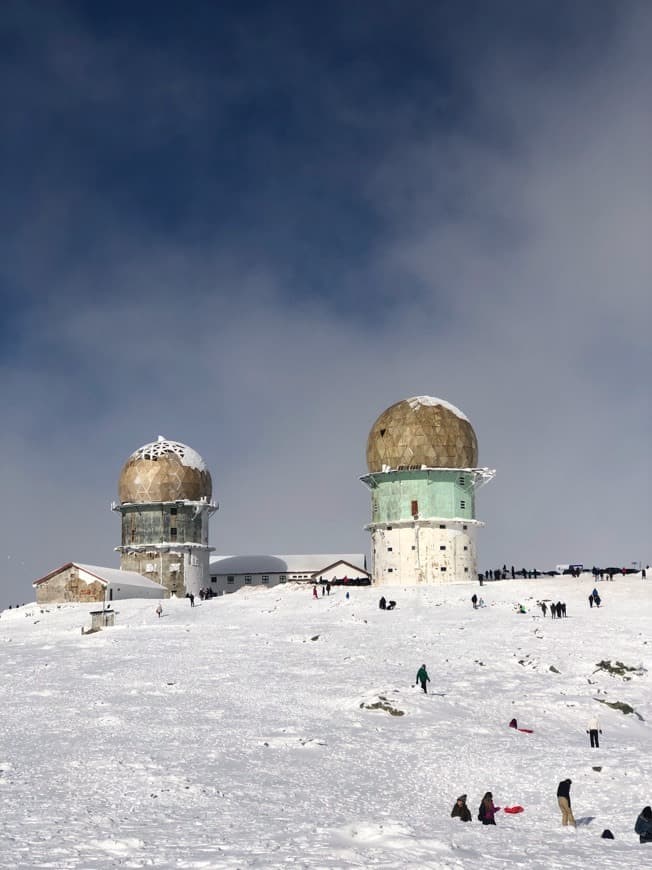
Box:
366, 396, 478, 472
118, 437, 212, 503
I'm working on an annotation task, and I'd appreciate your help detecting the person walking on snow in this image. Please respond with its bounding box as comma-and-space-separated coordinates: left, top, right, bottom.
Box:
557, 779, 576, 827
312, 585, 318, 599
415, 664, 430, 693
589, 594, 594, 608
155, 603, 163, 618
471, 594, 478, 609
478, 792, 499, 825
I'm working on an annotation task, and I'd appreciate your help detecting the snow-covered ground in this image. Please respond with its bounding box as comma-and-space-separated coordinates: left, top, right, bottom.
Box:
0, 575, 650, 869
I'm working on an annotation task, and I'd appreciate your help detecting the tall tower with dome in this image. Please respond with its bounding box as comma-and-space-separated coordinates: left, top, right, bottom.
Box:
114, 436, 217, 597
361, 397, 494, 585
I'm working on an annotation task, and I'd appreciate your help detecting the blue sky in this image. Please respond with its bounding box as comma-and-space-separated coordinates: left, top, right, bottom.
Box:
1, 1, 650, 606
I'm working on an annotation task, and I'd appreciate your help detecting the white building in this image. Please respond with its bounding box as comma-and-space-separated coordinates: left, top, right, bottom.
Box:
33, 562, 166, 604
209, 554, 369, 595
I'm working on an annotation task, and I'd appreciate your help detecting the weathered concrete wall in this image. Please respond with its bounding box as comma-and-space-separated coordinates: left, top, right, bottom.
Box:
36, 566, 105, 604
370, 522, 478, 585
120, 504, 207, 547
119, 552, 180, 597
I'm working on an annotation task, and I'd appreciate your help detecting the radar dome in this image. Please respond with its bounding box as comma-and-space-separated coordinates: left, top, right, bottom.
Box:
118, 436, 212, 503
366, 396, 478, 472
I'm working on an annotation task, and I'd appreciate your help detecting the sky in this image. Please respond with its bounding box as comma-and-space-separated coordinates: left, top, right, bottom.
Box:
1, 0, 650, 608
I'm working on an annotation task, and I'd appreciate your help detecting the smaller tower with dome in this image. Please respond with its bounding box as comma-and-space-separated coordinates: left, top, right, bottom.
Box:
361, 397, 495, 585
114, 437, 217, 597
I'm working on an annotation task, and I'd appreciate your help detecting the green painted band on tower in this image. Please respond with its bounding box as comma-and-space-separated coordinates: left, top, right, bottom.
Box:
367, 470, 475, 523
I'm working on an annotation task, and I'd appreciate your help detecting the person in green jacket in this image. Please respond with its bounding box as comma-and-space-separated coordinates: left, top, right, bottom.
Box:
415, 664, 430, 693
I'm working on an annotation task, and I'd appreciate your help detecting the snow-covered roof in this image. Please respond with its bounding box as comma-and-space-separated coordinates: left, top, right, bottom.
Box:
209, 554, 367, 575
129, 436, 207, 471
406, 396, 469, 422
33, 563, 165, 590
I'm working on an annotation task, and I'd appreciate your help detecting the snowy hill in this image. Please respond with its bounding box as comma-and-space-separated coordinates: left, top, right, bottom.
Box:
1, 576, 650, 869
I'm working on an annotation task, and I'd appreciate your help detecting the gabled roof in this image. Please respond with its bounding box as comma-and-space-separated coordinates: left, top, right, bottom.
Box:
33, 562, 165, 590
310, 559, 371, 578
209, 554, 367, 575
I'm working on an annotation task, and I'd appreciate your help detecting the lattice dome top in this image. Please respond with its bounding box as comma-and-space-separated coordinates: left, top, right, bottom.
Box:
118, 436, 212, 503
366, 396, 478, 472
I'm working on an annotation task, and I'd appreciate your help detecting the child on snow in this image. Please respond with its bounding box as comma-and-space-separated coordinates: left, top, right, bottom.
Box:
451, 795, 472, 822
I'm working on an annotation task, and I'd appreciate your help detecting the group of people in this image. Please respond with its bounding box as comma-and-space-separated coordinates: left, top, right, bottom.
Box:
588, 589, 602, 608
311, 583, 332, 598
450, 783, 652, 842
539, 600, 567, 618
470, 594, 486, 609
450, 793, 498, 825
378, 596, 397, 610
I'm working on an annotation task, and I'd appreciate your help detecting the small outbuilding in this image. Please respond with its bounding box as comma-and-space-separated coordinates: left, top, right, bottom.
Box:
33, 562, 166, 604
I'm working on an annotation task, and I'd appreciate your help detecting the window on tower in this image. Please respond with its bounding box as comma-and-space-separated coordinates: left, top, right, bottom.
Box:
170, 528, 177, 540
170, 507, 177, 516
245, 575, 252, 585
460, 501, 466, 510
440, 545, 446, 551
411, 500, 419, 517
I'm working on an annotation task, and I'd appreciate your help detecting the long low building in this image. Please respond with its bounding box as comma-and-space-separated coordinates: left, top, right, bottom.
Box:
33, 562, 166, 604
209, 554, 370, 595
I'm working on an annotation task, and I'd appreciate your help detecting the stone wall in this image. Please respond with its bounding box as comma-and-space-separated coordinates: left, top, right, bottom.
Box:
36, 566, 105, 604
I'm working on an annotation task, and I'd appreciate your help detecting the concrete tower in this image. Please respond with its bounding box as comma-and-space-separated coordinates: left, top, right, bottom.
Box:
114, 436, 217, 597
361, 397, 494, 585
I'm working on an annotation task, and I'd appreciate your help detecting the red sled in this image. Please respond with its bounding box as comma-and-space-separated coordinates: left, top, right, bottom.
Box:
504, 806, 524, 814
517, 728, 533, 733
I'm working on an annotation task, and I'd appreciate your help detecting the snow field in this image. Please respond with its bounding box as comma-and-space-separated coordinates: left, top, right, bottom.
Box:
0, 576, 649, 868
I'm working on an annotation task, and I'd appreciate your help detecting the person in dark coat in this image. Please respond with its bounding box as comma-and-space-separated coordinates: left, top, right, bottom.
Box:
589, 594, 594, 608
557, 779, 575, 827
594, 594, 602, 607
555, 601, 563, 618
451, 794, 472, 821
478, 792, 499, 825
415, 664, 430, 693
471, 594, 478, 609
540, 602, 547, 617
635, 806, 652, 843
561, 602, 567, 617
379, 596, 386, 609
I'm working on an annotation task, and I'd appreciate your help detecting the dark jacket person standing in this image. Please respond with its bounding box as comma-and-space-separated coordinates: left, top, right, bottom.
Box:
557, 779, 575, 827
415, 664, 430, 694
635, 806, 652, 843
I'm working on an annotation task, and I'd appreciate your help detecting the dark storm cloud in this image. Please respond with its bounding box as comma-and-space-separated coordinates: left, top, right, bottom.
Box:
1, 1, 650, 606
